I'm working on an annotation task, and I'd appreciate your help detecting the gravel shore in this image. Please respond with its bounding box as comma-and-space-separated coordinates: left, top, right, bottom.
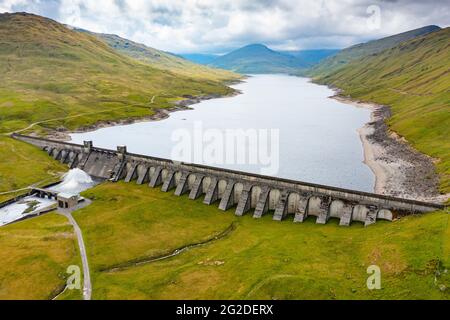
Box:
333, 95, 446, 203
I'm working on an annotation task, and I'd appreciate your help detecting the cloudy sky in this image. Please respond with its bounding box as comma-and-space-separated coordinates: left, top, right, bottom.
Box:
1, 0, 448, 53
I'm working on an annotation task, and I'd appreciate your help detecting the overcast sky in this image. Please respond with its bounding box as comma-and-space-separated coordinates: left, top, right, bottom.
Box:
1, 0, 448, 53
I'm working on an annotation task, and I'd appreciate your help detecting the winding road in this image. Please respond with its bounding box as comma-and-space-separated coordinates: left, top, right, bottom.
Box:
58, 206, 92, 300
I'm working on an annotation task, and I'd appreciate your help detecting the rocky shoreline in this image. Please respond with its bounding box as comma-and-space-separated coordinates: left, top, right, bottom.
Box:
333, 95, 446, 203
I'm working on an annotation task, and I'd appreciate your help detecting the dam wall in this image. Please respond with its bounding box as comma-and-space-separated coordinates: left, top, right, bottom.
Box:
13, 133, 445, 227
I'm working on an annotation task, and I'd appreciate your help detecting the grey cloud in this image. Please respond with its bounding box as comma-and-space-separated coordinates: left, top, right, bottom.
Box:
0, 0, 448, 53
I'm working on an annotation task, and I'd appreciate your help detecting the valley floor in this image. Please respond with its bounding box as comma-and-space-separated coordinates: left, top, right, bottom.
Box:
1, 182, 448, 299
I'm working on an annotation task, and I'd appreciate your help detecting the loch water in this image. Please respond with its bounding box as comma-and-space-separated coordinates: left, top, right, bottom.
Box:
70, 74, 374, 192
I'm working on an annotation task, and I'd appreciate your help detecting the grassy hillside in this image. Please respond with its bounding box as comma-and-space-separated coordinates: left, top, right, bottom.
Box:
311, 28, 450, 193
71, 182, 449, 299
0, 12, 238, 135
77, 30, 238, 81
309, 25, 441, 77
0, 213, 81, 299
209, 44, 306, 74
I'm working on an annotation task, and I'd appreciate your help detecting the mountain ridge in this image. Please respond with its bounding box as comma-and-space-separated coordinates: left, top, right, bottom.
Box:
308, 25, 441, 77
73, 28, 237, 81
184, 25, 441, 75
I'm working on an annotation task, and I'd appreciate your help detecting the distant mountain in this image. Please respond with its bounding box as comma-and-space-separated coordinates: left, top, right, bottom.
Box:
183, 45, 339, 74
208, 44, 307, 74
74, 30, 237, 81
308, 25, 441, 77
312, 27, 450, 193
281, 49, 340, 66
180, 53, 219, 65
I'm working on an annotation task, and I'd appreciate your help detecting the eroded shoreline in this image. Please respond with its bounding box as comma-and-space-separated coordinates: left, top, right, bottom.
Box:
333, 95, 446, 203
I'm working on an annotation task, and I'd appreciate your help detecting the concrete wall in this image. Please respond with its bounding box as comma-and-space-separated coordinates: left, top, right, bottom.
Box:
13, 134, 445, 227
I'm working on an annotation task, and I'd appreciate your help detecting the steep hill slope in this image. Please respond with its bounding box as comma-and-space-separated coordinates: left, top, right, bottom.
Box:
0, 12, 237, 135
309, 25, 441, 77
312, 27, 450, 193
75, 30, 237, 81
209, 44, 305, 74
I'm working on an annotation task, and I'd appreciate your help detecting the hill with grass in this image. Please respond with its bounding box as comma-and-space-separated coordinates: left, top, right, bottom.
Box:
75, 29, 237, 81
0, 12, 239, 135
310, 27, 450, 194
208, 44, 306, 74
309, 25, 441, 77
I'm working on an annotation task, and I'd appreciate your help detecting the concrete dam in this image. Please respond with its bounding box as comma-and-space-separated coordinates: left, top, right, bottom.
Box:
13, 134, 444, 227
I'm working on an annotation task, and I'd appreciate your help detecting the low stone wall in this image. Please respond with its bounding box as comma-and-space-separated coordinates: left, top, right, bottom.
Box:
12, 133, 445, 227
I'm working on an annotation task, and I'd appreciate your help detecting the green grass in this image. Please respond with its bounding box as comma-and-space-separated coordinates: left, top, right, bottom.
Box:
0, 213, 81, 299
72, 182, 449, 300
310, 28, 450, 194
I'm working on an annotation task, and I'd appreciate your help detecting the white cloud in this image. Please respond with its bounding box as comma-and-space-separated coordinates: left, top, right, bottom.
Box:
1, 0, 448, 53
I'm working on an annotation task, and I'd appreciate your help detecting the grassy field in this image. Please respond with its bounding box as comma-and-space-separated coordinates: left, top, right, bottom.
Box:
310, 28, 450, 194
0, 213, 81, 299
71, 182, 449, 300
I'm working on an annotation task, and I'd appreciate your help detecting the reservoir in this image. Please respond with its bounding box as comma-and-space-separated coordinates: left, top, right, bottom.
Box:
70, 74, 374, 191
